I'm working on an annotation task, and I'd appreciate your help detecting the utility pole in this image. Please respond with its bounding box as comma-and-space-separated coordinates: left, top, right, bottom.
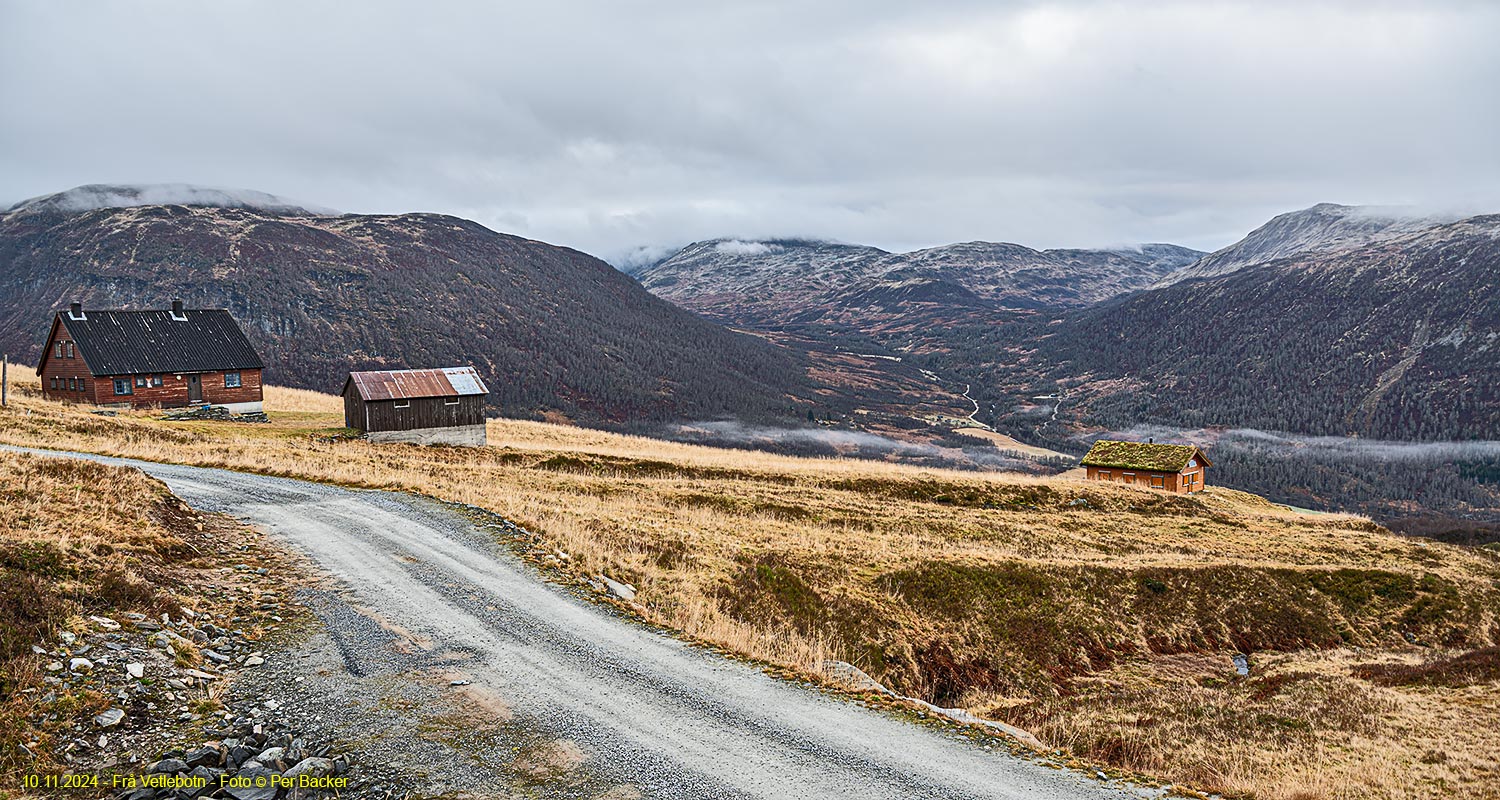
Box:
1, 354, 7, 408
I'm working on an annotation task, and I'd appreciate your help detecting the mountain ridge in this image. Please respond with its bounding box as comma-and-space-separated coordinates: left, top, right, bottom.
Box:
0, 194, 815, 425
1155, 202, 1460, 287
635, 235, 1205, 324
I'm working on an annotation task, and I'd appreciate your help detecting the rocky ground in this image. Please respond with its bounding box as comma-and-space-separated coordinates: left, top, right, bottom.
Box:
13, 511, 372, 799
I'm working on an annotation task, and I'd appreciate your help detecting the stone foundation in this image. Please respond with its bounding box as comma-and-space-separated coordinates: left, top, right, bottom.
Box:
367, 424, 487, 447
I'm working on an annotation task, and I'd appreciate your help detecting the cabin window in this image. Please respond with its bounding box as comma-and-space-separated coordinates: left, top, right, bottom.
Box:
1150, 475, 1165, 488
56, 342, 64, 359
394, 400, 410, 409
135, 376, 147, 387
67, 342, 75, 358
49, 377, 57, 390
68, 377, 76, 391
224, 371, 242, 388
152, 375, 163, 387
444, 396, 460, 406
1122, 472, 1136, 482
113, 378, 133, 396
1098, 470, 1111, 480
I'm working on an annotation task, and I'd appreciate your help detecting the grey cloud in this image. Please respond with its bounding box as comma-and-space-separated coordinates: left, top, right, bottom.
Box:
3, 1, 1497, 262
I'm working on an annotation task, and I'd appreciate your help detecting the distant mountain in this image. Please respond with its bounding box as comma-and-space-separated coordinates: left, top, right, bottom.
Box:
954, 213, 1500, 443
0, 187, 813, 425
634, 237, 1203, 325
631, 207, 1500, 529
1155, 203, 1454, 287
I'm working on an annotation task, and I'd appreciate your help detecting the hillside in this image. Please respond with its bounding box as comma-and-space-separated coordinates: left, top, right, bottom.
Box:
1155, 202, 1454, 287
634, 237, 1202, 325
957, 213, 1500, 442
2, 379, 1498, 799
925, 214, 1500, 530
0, 186, 814, 425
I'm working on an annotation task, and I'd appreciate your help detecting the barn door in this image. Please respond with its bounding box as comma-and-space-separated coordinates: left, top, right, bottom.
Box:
187, 374, 202, 403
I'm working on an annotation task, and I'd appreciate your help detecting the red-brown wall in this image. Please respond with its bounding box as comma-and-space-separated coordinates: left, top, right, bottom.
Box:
38, 317, 263, 409
1084, 465, 1207, 494
38, 319, 95, 404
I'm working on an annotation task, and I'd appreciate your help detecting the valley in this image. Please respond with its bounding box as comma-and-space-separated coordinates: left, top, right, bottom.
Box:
631, 205, 1500, 537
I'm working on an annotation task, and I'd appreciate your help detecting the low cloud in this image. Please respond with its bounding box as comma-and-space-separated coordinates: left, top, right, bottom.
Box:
713, 240, 779, 257
669, 421, 1038, 469
1090, 425, 1500, 463
7, 183, 338, 216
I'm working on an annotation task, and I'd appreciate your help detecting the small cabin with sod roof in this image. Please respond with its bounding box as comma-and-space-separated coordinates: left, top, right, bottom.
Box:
36, 301, 264, 412
1080, 439, 1210, 494
342, 367, 489, 447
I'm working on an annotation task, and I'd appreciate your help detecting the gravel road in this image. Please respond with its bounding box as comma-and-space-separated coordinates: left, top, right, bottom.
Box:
22, 449, 1147, 800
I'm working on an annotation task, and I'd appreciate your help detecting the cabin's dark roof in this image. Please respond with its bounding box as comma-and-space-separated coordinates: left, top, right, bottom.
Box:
1079, 440, 1210, 471
46, 309, 264, 376
343, 367, 489, 401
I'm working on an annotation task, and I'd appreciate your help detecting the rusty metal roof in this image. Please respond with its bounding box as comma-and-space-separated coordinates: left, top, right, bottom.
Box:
343, 366, 489, 401
41, 308, 264, 376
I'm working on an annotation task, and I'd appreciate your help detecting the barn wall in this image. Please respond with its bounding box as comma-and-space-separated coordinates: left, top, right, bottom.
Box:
344, 390, 366, 431
362, 395, 485, 432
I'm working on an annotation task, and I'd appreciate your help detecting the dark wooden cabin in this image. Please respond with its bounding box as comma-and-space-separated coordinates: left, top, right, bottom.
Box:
36, 301, 264, 412
1079, 440, 1210, 493
342, 366, 489, 446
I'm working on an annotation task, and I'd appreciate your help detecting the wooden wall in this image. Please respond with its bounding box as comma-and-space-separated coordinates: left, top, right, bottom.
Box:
1084, 465, 1206, 494
39, 320, 94, 403
345, 393, 485, 433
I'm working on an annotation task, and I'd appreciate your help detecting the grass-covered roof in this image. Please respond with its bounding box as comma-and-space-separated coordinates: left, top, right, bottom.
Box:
1079, 440, 1206, 472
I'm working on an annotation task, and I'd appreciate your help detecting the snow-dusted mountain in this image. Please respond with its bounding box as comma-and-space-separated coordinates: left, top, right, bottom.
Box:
961, 211, 1500, 442
1155, 203, 1456, 287
633, 236, 1203, 325
5, 183, 340, 216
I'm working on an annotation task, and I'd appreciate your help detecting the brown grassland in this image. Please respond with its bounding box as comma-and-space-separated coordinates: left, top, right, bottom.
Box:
1, 378, 1498, 799
0, 449, 219, 779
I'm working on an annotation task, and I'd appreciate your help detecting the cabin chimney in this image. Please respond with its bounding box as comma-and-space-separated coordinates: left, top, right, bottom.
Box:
171, 299, 186, 320
69, 302, 82, 317
1148, 437, 1154, 444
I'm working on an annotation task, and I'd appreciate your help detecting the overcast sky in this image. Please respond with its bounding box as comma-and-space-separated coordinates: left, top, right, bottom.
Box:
3, 1, 1497, 263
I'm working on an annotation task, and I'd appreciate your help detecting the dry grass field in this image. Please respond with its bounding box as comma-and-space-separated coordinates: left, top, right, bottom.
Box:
0, 450, 201, 776
2, 377, 1497, 799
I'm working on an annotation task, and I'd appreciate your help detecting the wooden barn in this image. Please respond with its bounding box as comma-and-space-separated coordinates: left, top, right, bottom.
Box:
1079, 439, 1210, 494
342, 367, 489, 446
36, 301, 265, 412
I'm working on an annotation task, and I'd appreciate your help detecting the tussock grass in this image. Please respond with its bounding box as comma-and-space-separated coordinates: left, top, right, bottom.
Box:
2, 377, 1498, 798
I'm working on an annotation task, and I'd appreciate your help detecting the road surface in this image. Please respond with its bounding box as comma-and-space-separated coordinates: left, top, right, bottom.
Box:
19, 448, 1142, 800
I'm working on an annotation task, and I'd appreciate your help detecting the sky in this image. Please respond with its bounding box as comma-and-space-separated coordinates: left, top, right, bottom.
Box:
2, 0, 1497, 264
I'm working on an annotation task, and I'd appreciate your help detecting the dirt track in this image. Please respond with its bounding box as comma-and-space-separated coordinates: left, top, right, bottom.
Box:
27, 448, 1144, 799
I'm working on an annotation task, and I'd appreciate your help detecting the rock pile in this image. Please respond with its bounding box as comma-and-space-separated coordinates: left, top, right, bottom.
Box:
162, 406, 271, 423
110, 715, 351, 800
